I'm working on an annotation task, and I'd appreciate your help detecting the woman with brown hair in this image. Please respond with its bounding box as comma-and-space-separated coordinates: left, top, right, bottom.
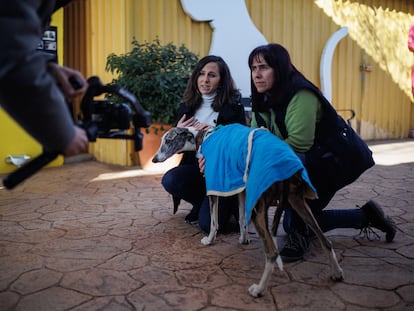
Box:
161, 55, 246, 232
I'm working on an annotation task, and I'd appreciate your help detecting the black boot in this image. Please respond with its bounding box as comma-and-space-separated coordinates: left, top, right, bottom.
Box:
361, 200, 396, 242
279, 232, 310, 262
185, 205, 200, 224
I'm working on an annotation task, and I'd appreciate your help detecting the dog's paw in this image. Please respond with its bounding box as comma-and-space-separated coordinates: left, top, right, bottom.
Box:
331, 268, 344, 282
239, 236, 249, 245
201, 237, 212, 245
239, 228, 249, 244
248, 284, 264, 297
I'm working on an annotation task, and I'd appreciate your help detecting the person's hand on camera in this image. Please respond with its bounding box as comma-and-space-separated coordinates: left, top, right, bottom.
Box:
63, 126, 88, 157
47, 62, 88, 101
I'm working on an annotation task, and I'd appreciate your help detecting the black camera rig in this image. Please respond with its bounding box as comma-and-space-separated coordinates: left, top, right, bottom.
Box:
3, 76, 151, 190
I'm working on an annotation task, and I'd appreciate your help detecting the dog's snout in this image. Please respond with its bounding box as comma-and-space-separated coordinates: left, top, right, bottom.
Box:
152, 152, 168, 163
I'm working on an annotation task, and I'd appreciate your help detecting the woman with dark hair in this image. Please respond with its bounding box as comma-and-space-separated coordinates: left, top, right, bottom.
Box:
162, 55, 246, 232
248, 43, 396, 262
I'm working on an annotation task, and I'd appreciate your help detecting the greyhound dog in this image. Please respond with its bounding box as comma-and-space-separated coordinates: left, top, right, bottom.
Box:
153, 124, 344, 297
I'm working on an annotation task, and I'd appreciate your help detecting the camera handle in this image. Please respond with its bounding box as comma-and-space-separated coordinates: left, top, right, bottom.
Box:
3, 151, 59, 190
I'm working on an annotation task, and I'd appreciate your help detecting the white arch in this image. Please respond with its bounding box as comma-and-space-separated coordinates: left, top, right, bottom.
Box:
320, 26, 349, 103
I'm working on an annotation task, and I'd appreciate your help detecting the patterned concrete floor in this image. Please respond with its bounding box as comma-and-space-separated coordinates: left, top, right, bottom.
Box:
0, 140, 413, 311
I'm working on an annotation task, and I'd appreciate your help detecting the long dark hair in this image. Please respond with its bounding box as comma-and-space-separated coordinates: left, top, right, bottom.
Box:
248, 43, 307, 112
183, 55, 239, 112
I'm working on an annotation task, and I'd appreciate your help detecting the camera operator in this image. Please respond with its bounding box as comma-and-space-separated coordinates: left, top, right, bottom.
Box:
0, 0, 88, 157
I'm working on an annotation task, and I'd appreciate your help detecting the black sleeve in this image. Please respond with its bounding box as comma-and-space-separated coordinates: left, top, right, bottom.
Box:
175, 102, 194, 126
217, 103, 246, 126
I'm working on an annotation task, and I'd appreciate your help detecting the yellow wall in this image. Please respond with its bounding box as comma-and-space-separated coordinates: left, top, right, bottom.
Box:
0, 9, 65, 174
81, 0, 210, 85
246, 0, 414, 139
2, 1, 413, 171
78, 0, 413, 140
61, 0, 414, 165
312, 0, 414, 139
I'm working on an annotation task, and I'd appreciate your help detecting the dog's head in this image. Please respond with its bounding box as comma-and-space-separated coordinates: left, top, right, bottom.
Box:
152, 127, 198, 163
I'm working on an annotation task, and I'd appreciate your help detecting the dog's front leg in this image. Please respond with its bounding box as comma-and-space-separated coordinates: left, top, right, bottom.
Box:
238, 192, 249, 244
201, 196, 218, 245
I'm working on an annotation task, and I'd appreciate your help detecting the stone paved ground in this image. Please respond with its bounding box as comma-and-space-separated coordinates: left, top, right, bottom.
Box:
0, 140, 413, 311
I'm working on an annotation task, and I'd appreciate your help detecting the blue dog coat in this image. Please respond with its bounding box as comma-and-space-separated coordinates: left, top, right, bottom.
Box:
201, 124, 316, 225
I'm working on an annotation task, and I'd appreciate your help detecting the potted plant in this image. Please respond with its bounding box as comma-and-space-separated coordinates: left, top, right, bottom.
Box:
106, 38, 198, 130
105, 38, 199, 169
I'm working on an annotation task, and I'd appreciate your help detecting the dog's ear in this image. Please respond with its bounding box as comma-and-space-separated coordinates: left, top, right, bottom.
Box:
173, 127, 195, 144
175, 127, 189, 135
166, 127, 186, 140
170, 127, 187, 137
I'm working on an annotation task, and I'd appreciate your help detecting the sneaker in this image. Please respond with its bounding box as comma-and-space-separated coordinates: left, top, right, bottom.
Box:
280, 232, 310, 262
361, 200, 396, 242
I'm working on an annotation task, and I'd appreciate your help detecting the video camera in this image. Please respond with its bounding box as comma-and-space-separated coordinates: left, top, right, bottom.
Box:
77, 76, 151, 151
3, 76, 151, 190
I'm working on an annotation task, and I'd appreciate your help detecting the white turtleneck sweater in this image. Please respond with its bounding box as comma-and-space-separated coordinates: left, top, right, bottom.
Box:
194, 93, 219, 127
